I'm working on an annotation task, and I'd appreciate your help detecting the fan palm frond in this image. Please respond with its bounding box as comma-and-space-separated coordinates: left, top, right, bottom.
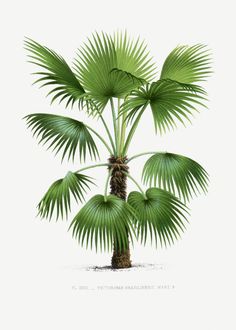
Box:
24, 113, 98, 162
38, 171, 94, 220
128, 188, 188, 247
69, 194, 137, 252
121, 79, 207, 133
74, 31, 156, 109
113, 31, 156, 81
160, 44, 212, 83
142, 152, 209, 201
24, 38, 86, 108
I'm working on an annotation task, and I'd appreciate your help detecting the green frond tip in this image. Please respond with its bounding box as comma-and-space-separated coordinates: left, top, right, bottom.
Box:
160, 44, 212, 83
120, 79, 207, 133
127, 188, 189, 247
74, 31, 156, 110
38, 171, 94, 220
24, 38, 85, 108
142, 152, 209, 202
69, 194, 137, 252
24, 113, 99, 162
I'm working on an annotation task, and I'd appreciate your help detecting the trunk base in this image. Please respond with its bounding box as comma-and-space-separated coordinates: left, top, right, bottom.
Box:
111, 249, 132, 269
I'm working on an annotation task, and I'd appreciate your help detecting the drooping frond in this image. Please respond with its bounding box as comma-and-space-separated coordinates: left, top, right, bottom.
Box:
24, 113, 98, 162
160, 44, 212, 83
128, 188, 188, 247
24, 38, 85, 108
142, 152, 209, 201
109, 68, 147, 86
74, 31, 156, 110
38, 171, 94, 220
120, 79, 207, 133
69, 194, 136, 252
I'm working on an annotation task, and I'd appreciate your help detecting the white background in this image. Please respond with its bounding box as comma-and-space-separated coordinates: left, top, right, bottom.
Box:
1, 0, 235, 329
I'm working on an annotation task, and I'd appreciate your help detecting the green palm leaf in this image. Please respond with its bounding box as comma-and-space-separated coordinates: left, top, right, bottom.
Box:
113, 31, 156, 81
142, 152, 209, 201
160, 44, 212, 83
69, 194, 136, 252
24, 38, 86, 108
109, 68, 147, 86
121, 79, 207, 133
38, 171, 94, 220
24, 113, 98, 162
74, 31, 156, 109
128, 188, 188, 247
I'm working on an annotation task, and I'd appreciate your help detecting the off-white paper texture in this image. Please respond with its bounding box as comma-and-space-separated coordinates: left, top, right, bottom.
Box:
1, 0, 235, 329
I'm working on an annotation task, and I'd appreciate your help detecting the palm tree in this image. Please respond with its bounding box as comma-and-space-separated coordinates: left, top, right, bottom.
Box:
24, 32, 211, 269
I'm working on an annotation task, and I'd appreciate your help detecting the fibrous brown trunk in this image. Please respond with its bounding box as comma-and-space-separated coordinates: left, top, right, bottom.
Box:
108, 156, 132, 269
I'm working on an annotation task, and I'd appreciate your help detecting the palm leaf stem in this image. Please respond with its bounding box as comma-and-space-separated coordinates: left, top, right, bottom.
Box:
117, 98, 121, 152
110, 98, 119, 156
86, 125, 113, 155
127, 151, 156, 163
119, 108, 127, 156
104, 169, 113, 202
122, 103, 149, 156
90, 99, 116, 154
121, 171, 146, 198
76, 163, 109, 173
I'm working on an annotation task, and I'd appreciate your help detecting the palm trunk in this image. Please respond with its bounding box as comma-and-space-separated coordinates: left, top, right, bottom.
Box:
108, 156, 132, 269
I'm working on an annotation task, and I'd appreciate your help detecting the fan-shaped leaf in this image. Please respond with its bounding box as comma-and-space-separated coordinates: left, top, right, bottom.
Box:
160, 44, 212, 83
24, 113, 98, 162
121, 79, 207, 133
74, 31, 156, 110
113, 31, 156, 81
69, 194, 137, 252
128, 188, 188, 247
142, 152, 209, 202
24, 38, 85, 108
38, 171, 94, 220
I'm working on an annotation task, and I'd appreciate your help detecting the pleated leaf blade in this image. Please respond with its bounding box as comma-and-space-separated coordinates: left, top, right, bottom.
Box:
24, 113, 99, 162
74, 31, 156, 110
120, 79, 207, 133
25, 38, 86, 108
38, 171, 94, 220
128, 188, 188, 247
142, 152, 209, 201
69, 194, 137, 252
160, 44, 212, 83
